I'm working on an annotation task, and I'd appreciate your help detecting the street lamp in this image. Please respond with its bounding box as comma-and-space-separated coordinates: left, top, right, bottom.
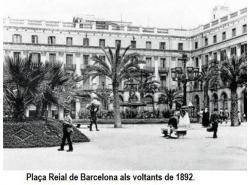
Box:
171, 53, 200, 106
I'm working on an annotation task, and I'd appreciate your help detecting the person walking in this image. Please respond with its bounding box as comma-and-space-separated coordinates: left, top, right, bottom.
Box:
208, 108, 220, 138
198, 109, 203, 125
58, 110, 73, 152
88, 103, 100, 131
202, 108, 210, 127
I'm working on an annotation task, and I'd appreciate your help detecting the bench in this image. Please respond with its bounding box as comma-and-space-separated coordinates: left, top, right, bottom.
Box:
161, 128, 187, 138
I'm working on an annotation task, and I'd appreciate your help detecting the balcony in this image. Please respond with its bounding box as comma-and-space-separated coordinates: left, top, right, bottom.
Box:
158, 67, 169, 74
64, 64, 76, 71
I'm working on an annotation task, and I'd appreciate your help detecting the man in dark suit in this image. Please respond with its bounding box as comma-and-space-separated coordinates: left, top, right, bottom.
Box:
209, 108, 220, 138
202, 108, 210, 127
88, 103, 99, 131
58, 110, 73, 152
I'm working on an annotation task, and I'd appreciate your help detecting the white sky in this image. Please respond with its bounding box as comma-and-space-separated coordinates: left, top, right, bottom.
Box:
2, 0, 248, 29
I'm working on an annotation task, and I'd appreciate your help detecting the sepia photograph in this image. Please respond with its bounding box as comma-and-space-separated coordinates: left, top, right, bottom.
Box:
2, 0, 247, 172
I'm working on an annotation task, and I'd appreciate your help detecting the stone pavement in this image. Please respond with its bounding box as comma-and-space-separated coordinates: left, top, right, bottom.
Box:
3, 123, 247, 170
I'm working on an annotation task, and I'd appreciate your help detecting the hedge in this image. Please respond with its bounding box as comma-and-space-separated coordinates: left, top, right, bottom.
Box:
3, 119, 90, 148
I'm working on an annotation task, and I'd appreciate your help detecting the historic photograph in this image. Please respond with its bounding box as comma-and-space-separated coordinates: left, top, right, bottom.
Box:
2, 0, 247, 170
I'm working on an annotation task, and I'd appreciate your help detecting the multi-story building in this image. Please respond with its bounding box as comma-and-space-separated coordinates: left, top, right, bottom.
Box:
3, 6, 247, 119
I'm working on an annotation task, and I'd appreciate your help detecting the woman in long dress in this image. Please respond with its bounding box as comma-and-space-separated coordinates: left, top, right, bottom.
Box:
202, 108, 210, 127
178, 109, 190, 129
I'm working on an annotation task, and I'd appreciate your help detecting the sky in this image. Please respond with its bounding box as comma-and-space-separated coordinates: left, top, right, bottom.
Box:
2, 0, 248, 29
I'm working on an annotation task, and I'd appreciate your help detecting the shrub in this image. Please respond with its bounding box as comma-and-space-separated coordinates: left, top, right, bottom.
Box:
3, 119, 90, 148
162, 109, 172, 118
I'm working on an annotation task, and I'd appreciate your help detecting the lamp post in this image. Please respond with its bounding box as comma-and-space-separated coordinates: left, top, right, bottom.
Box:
171, 53, 200, 106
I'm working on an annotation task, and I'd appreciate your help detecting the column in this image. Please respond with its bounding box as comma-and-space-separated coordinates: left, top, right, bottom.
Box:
208, 52, 212, 61
236, 44, 241, 57
75, 53, 82, 76
58, 106, 64, 120
41, 51, 47, 64
92, 22, 96, 30
218, 50, 221, 61
58, 52, 64, 64
75, 53, 82, 88
23, 51, 29, 59
226, 47, 231, 59
154, 56, 160, 82
75, 99, 81, 119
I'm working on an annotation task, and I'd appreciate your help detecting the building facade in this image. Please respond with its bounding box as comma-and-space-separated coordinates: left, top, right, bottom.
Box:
3, 7, 247, 119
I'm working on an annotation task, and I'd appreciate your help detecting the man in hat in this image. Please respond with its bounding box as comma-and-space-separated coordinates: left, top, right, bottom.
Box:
88, 103, 100, 131
58, 110, 73, 152
209, 108, 220, 138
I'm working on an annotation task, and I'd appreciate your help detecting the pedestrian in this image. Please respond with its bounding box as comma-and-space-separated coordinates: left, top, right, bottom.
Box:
165, 112, 179, 138
208, 108, 220, 138
202, 107, 210, 127
198, 109, 203, 125
88, 103, 100, 131
58, 110, 73, 152
219, 109, 224, 124
224, 109, 229, 124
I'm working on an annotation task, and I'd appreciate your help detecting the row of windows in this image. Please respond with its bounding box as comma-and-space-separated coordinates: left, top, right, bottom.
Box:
202, 44, 247, 64
145, 57, 167, 68
13, 51, 170, 69
12, 44, 246, 70
194, 24, 247, 49
13, 52, 90, 66
11, 34, 185, 50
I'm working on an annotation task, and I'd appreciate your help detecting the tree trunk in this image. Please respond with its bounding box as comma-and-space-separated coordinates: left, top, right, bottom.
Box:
14, 100, 25, 121
113, 84, 122, 128
230, 87, 239, 126
204, 83, 209, 108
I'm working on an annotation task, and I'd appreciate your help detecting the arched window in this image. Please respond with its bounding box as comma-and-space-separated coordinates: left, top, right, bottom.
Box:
212, 93, 218, 111
221, 92, 228, 111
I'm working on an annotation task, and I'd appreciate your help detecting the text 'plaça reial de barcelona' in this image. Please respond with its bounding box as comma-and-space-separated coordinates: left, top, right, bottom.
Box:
26, 172, 179, 182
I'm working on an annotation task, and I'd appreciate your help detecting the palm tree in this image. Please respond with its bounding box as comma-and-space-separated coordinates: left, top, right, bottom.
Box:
3, 56, 47, 121
161, 88, 183, 110
136, 73, 159, 112
218, 55, 247, 126
138, 74, 159, 98
81, 43, 143, 128
94, 88, 112, 110
35, 62, 71, 118
197, 63, 213, 108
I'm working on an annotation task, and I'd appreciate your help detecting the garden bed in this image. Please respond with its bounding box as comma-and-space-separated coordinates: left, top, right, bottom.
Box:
3, 119, 90, 148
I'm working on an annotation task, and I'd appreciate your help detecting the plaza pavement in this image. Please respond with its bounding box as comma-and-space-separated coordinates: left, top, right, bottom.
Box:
3, 122, 247, 170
